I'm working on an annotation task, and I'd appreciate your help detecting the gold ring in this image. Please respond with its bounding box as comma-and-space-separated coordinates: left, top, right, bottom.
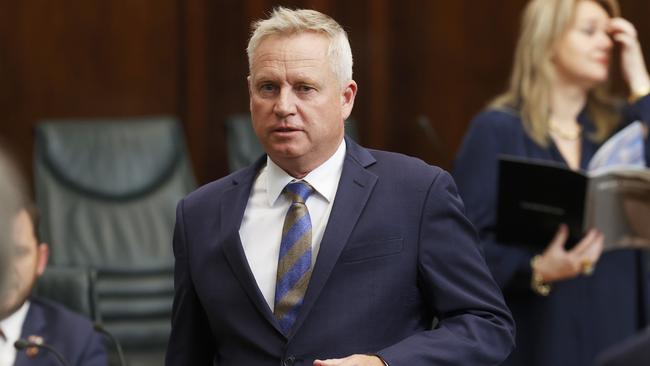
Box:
581, 260, 595, 276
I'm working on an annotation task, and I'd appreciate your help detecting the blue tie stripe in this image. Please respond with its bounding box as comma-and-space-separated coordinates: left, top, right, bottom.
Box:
277, 298, 304, 333
274, 249, 311, 302
275, 268, 312, 333
278, 214, 311, 258
286, 182, 312, 201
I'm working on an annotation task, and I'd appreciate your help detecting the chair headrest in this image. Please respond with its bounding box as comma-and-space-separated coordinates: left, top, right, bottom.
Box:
36, 116, 184, 200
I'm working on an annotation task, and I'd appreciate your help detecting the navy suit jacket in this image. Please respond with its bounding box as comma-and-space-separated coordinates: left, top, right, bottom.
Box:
166, 138, 515, 366
14, 297, 106, 366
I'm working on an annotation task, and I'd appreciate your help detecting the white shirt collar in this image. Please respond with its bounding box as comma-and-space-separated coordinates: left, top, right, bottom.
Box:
265, 139, 346, 206
0, 300, 30, 343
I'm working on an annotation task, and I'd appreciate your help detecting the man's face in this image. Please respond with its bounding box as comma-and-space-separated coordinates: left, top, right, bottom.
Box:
0, 210, 48, 319
248, 32, 356, 177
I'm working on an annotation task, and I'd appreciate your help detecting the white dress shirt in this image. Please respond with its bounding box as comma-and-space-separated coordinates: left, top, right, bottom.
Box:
239, 140, 346, 311
0, 301, 30, 366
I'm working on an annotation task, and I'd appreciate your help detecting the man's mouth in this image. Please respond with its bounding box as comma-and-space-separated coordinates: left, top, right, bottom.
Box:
273, 126, 302, 134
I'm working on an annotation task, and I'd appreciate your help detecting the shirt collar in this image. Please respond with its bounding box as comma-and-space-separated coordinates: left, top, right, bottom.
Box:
265, 139, 346, 206
0, 300, 30, 343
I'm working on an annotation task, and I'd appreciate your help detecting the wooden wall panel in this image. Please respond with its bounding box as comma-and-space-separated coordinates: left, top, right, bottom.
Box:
179, 0, 209, 184
0, 0, 181, 186
202, 0, 251, 182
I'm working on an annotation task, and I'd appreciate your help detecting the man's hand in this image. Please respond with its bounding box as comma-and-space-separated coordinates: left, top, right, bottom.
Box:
314, 354, 385, 366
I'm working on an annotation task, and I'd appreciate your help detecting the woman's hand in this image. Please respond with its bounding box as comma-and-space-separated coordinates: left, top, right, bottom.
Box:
609, 18, 650, 96
533, 224, 604, 283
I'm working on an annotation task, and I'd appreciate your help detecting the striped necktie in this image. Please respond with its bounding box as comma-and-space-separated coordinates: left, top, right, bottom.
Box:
274, 181, 314, 334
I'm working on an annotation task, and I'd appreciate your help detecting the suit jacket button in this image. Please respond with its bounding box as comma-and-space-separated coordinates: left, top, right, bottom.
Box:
284, 355, 296, 366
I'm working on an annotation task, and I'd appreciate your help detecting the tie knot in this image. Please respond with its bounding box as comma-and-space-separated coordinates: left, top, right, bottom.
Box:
285, 181, 313, 204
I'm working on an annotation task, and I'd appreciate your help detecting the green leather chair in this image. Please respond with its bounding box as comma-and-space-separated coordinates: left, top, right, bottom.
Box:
34, 116, 195, 366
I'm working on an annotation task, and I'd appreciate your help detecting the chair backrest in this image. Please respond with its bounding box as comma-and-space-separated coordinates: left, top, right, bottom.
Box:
34, 116, 195, 269
34, 266, 97, 319
225, 114, 360, 172
33, 116, 195, 356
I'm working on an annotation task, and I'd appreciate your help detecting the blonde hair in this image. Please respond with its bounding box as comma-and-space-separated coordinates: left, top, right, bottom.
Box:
246, 7, 353, 86
491, 0, 621, 146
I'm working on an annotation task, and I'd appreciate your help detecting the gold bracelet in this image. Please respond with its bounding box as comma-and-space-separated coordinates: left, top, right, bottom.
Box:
628, 86, 650, 103
530, 255, 551, 296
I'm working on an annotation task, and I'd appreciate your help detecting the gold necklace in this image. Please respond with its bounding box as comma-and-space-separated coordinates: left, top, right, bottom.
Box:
549, 121, 582, 140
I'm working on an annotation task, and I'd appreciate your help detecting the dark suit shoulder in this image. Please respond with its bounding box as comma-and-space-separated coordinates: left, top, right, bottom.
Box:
470, 108, 524, 134
29, 297, 96, 332
364, 148, 446, 187
183, 165, 256, 205
457, 108, 530, 161
22, 297, 107, 366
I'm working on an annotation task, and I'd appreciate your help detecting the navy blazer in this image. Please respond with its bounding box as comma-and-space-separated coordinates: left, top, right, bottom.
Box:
453, 96, 650, 366
166, 138, 515, 366
14, 297, 106, 366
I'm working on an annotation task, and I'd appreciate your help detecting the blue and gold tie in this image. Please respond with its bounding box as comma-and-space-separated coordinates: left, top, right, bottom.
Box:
274, 181, 314, 334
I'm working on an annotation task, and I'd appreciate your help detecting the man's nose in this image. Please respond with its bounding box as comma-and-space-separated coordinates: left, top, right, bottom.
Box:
273, 88, 297, 117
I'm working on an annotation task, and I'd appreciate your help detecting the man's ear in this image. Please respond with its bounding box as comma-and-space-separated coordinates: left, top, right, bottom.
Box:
341, 80, 358, 121
36, 243, 49, 277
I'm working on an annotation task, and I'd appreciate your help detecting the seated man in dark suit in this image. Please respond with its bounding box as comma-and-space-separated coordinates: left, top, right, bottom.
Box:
0, 207, 107, 366
166, 6, 515, 366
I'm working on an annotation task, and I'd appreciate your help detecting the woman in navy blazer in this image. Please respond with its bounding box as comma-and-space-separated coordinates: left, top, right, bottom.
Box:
453, 0, 650, 365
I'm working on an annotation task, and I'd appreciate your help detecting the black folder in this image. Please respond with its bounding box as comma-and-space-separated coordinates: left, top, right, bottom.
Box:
496, 156, 586, 250
496, 156, 650, 252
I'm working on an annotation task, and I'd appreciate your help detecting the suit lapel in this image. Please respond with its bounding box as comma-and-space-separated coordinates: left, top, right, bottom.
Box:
289, 139, 377, 336
15, 301, 47, 366
219, 158, 284, 334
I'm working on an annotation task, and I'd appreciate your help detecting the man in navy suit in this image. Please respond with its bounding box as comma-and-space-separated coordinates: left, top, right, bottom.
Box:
166, 7, 515, 366
0, 208, 106, 366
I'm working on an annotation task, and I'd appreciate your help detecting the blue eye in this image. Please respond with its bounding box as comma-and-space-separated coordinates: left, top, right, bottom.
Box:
260, 83, 276, 92
297, 85, 315, 93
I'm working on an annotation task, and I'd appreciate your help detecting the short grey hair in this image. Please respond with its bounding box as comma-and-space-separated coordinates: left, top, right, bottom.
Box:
246, 7, 353, 85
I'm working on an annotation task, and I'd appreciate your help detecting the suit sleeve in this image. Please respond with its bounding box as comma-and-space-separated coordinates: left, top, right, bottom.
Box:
165, 199, 216, 365
377, 170, 515, 365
